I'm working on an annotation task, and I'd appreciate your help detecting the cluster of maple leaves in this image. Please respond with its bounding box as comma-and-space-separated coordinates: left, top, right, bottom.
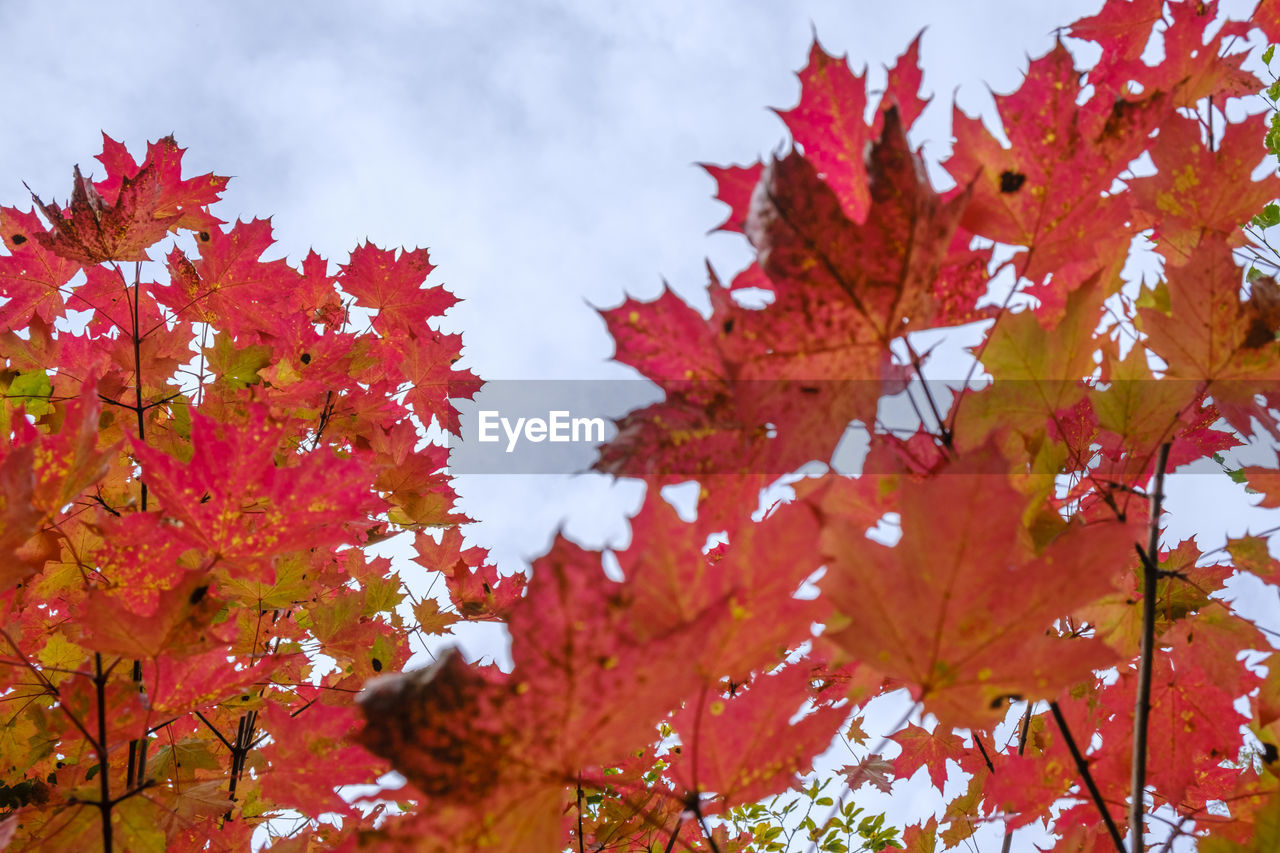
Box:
7, 0, 1280, 851
0, 131, 496, 849
356, 0, 1280, 850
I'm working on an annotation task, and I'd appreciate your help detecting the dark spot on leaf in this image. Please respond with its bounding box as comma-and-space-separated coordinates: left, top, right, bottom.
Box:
11, 234, 26, 245
300, 352, 311, 365
198, 231, 210, 242
999, 171, 1027, 194
372, 658, 383, 672
723, 318, 734, 334
482, 582, 491, 595
189, 585, 208, 605
1265, 742, 1278, 764
800, 386, 819, 395
241, 695, 250, 702
199, 493, 211, 504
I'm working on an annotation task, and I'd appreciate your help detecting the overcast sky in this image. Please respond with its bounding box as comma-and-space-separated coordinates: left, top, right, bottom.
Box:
4, 2, 1276, 848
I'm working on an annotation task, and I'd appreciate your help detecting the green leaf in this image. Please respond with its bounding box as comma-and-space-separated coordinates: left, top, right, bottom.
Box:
203, 334, 272, 389
9, 370, 53, 417
1265, 44, 1276, 66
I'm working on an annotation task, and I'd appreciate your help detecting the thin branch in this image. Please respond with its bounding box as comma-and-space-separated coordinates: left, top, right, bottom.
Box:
577, 783, 586, 853
1155, 816, 1190, 853
1050, 701, 1125, 853
193, 711, 235, 751
1130, 441, 1171, 853
973, 731, 995, 774
903, 336, 953, 450
691, 800, 721, 853
94, 654, 113, 853
662, 815, 684, 853
126, 260, 149, 789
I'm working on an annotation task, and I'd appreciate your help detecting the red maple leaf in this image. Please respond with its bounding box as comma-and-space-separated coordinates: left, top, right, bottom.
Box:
130, 407, 379, 578
816, 450, 1136, 727
339, 243, 458, 339
28, 135, 227, 265
668, 665, 847, 810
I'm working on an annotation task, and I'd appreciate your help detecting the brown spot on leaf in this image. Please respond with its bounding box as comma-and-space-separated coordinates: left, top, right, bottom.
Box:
999, 171, 1027, 194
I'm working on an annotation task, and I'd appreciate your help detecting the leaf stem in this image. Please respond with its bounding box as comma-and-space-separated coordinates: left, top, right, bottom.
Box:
1129, 441, 1171, 853
1050, 700, 1124, 853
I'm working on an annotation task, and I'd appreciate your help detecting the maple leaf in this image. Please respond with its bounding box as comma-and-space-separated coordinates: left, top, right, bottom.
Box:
1090, 638, 1252, 808
155, 218, 303, 340
28, 135, 227, 265
1201, 790, 1280, 852
954, 274, 1106, 454
901, 817, 940, 853
90, 134, 228, 232
882, 34, 930, 131
891, 723, 966, 790
411, 598, 459, 635
668, 665, 847, 810
386, 328, 479, 434
0, 207, 79, 333
777, 42, 874, 224
143, 647, 277, 718
412, 528, 520, 619
816, 450, 1135, 727
1131, 1, 1257, 108
503, 537, 717, 768
701, 161, 763, 233
1068, 0, 1165, 66
1131, 112, 1280, 265
749, 105, 974, 342
845, 753, 895, 795
74, 570, 230, 659
615, 493, 827, 679
258, 697, 389, 816
1083, 541, 1233, 657
130, 407, 378, 578
944, 41, 1165, 299
30, 384, 115, 516
1140, 236, 1280, 436
0, 421, 42, 588
1244, 467, 1280, 508
339, 242, 458, 339
360, 535, 724, 848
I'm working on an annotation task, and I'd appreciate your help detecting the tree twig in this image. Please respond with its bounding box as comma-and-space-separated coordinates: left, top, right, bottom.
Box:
1050, 701, 1125, 853
94, 654, 113, 853
1130, 441, 1171, 853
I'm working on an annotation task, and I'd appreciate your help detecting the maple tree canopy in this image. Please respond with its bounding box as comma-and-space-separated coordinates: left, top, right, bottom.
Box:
6, 1, 1280, 852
